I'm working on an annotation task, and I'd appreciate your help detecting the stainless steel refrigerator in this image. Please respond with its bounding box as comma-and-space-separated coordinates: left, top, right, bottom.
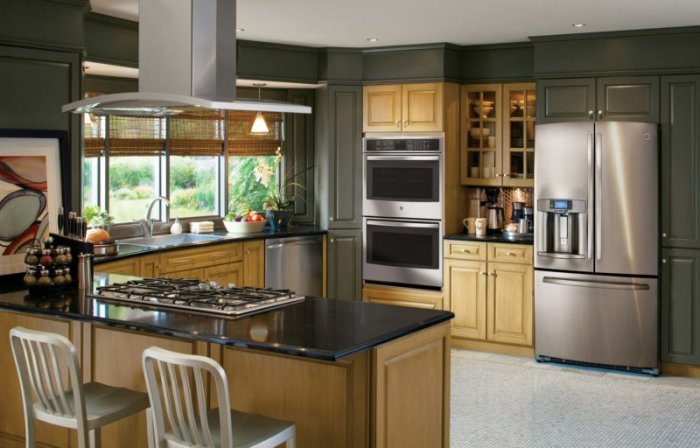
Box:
534, 121, 659, 374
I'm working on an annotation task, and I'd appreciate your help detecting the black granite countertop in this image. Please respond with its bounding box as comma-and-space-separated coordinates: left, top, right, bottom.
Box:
0, 274, 453, 362
94, 226, 327, 264
444, 232, 533, 245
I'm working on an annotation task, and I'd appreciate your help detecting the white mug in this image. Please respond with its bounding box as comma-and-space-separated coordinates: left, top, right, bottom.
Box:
463, 217, 477, 235
475, 218, 487, 237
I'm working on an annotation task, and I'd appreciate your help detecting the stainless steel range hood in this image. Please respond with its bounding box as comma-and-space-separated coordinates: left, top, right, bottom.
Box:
63, 0, 311, 116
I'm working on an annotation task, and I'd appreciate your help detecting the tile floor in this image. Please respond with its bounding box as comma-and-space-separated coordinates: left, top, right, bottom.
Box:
451, 349, 700, 447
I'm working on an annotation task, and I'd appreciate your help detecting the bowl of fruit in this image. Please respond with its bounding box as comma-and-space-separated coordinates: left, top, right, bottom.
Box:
223, 211, 267, 233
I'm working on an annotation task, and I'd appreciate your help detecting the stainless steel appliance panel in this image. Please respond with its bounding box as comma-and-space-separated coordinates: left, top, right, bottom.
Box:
363, 154, 442, 218
265, 235, 323, 297
363, 218, 442, 288
534, 122, 594, 272
535, 270, 658, 370
595, 121, 658, 276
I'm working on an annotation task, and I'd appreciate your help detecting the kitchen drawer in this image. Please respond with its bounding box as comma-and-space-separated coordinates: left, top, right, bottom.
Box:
487, 243, 533, 264
158, 242, 243, 273
444, 241, 486, 261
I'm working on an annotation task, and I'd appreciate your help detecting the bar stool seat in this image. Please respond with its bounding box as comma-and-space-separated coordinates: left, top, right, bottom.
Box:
143, 346, 296, 448
10, 327, 149, 448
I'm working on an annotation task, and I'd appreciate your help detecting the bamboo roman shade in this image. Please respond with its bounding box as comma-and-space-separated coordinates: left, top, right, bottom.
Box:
169, 110, 225, 156
83, 88, 284, 157
226, 111, 283, 156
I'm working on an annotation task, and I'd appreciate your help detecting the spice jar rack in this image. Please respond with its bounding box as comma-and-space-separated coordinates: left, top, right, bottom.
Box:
23, 237, 74, 293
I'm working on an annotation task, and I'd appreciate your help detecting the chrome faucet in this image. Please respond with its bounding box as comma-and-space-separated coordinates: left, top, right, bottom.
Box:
143, 196, 170, 238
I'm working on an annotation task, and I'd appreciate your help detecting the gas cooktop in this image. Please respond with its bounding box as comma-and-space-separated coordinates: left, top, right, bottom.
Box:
91, 278, 305, 317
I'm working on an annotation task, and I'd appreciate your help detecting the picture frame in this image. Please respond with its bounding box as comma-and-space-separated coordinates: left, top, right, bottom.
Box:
0, 130, 71, 276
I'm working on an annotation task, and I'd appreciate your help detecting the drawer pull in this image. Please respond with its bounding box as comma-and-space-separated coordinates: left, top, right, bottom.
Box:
480, 272, 487, 276
489, 272, 497, 277
506, 251, 516, 256
461, 249, 472, 253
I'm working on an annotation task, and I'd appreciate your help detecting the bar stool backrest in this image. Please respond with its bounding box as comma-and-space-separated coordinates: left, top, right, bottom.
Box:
9, 327, 87, 429
142, 347, 233, 448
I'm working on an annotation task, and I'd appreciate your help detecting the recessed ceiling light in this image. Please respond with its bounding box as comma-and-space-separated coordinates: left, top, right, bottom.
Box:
367, 37, 379, 42
572, 23, 586, 28
236, 28, 245, 32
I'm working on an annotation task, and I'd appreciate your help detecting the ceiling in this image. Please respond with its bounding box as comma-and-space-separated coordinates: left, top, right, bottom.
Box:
90, 0, 700, 48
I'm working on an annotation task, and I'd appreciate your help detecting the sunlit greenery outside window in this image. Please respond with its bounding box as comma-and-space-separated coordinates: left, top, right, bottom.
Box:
82, 105, 283, 225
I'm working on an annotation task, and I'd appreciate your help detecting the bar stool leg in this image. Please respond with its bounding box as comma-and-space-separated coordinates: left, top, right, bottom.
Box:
89, 428, 101, 448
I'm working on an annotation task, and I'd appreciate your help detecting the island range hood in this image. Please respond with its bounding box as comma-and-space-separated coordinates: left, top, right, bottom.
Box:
63, 0, 311, 116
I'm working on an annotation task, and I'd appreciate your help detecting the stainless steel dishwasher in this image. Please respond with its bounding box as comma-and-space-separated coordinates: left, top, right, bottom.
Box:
265, 234, 323, 297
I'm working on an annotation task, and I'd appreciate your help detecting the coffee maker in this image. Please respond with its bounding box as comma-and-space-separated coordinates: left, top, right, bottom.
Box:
484, 188, 503, 233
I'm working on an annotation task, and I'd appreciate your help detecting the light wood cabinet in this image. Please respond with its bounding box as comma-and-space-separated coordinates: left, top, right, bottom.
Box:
444, 240, 533, 349
461, 82, 536, 188
95, 240, 264, 287
362, 283, 444, 310
243, 240, 264, 287
363, 83, 444, 132
96, 254, 158, 277
487, 262, 533, 346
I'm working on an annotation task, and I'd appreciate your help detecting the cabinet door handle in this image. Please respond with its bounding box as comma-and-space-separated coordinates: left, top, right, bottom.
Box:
403, 120, 408, 127
662, 259, 667, 264
503, 173, 510, 178
330, 238, 335, 243
395, 120, 400, 128
489, 272, 497, 277
330, 217, 334, 222
588, 110, 594, 119
245, 250, 251, 255
662, 232, 667, 238
480, 272, 487, 276
597, 110, 603, 119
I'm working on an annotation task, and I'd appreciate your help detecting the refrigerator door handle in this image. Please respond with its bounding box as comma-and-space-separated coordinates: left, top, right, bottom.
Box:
587, 133, 594, 260
542, 276, 651, 291
595, 132, 603, 262
537, 252, 587, 259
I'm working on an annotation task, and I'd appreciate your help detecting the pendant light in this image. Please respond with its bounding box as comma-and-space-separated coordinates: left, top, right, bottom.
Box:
250, 83, 270, 134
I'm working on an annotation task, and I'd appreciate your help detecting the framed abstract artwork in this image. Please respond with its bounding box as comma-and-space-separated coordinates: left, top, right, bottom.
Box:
0, 130, 70, 275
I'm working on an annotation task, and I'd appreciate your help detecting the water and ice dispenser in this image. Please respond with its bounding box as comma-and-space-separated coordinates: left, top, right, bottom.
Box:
536, 199, 587, 257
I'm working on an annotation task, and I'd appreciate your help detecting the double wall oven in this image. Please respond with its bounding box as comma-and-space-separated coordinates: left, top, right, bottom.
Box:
362, 134, 444, 289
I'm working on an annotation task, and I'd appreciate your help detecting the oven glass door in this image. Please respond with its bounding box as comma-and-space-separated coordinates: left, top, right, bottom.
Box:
364, 155, 441, 218
363, 218, 442, 288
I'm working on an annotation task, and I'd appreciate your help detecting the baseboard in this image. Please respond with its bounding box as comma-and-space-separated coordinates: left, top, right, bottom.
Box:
0, 431, 62, 448
451, 338, 534, 357
662, 362, 700, 378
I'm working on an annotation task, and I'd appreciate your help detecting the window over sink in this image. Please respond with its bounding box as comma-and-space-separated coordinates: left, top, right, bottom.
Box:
82, 99, 283, 224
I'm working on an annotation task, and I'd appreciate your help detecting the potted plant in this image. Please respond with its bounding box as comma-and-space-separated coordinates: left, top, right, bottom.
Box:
83, 205, 114, 231
263, 179, 306, 230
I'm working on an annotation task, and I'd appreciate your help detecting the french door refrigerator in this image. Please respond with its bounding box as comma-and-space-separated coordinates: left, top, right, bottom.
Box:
534, 121, 659, 374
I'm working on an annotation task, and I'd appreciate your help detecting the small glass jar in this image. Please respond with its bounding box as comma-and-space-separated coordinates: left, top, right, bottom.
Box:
63, 247, 73, 265
39, 249, 54, 267
24, 247, 40, 266
44, 236, 54, 250
54, 248, 68, 266
63, 267, 73, 284
53, 269, 66, 286
37, 269, 52, 287
23, 267, 38, 286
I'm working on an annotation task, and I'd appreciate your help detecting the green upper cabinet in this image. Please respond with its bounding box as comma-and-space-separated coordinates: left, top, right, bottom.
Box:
537, 76, 659, 123
537, 78, 596, 122
661, 74, 700, 249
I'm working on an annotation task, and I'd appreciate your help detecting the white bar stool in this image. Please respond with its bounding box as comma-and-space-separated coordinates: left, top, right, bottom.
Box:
142, 346, 296, 448
10, 327, 149, 448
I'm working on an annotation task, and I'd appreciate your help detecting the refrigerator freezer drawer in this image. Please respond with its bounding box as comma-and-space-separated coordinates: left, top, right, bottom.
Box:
535, 270, 658, 370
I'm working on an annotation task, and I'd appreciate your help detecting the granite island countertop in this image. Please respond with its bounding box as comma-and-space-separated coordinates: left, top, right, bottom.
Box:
0, 274, 453, 362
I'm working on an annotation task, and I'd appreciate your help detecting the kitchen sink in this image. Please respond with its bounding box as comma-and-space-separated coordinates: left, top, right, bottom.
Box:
118, 233, 225, 248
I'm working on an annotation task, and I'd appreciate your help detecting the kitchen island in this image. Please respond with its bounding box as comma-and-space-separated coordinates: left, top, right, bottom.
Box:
0, 275, 453, 448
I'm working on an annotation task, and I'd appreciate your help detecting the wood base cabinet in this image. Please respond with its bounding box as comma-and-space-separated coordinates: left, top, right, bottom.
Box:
362, 283, 444, 310
662, 248, 700, 365
444, 241, 533, 348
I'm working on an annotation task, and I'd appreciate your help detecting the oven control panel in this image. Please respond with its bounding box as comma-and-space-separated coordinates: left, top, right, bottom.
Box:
365, 138, 441, 152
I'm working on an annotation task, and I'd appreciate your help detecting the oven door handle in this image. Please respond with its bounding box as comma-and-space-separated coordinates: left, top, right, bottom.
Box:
365, 155, 440, 162
367, 220, 440, 229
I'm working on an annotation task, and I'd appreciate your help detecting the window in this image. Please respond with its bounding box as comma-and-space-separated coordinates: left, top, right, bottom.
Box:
82, 104, 283, 225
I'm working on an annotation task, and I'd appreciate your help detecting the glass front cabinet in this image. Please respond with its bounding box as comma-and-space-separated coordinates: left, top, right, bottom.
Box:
461, 82, 536, 187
